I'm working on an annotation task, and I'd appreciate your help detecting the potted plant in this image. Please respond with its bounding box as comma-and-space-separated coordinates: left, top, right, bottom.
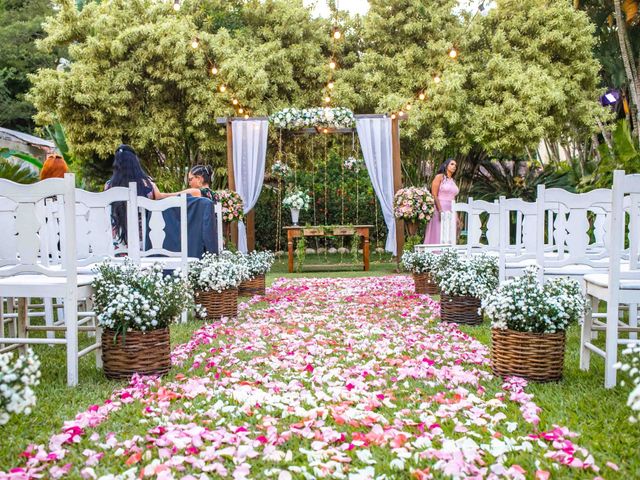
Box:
214, 190, 245, 243
401, 250, 439, 295
188, 253, 247, 320
92, 261, 194, 379
238, 251, 275, 297
434, 249, 498, 325
393, 187, 435, 236
283, 190, 311, 226
482, 266, 584, 382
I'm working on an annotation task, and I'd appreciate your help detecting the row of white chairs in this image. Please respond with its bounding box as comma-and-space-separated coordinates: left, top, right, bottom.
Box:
0, 175, 223, 386
416, 170, 640, 388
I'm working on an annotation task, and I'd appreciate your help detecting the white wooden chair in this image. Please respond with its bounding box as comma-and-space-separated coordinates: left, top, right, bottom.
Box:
535, 186, 612, 283
0, 174, 99, 386
435, 198, 499, 256
498, 197, 539, 281
581, 170, 640, 388
214, 202, 224, 252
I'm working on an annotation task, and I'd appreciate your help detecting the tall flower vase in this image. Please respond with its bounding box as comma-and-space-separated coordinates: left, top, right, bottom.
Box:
290, 208, 300, 226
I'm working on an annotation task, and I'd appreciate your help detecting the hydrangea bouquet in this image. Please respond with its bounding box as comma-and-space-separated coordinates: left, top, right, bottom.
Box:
0, 349, 41, 426
482, 266, 585, 334
283, 190, 312, 211
271, 161, 292, 179
435, 249, 499, 298
393, 187, 436, 223
269, 107, 355, 130
214, 190, 245, 222
401, 250, 439, 274
188, 253, 248, 293
344, 156, 364, 172
92, 260, 195, 336
243, 250, 275, 279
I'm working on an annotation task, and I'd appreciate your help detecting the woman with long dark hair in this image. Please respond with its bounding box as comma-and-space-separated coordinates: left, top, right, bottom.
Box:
423, 158, 459, 244
105, 144, 157, 244
153, 165, 215, 201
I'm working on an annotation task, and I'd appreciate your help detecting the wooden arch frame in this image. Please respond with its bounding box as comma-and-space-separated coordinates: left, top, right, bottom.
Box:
216, 114, 406, 257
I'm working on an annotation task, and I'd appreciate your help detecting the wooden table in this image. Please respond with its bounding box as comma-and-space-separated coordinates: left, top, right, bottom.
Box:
284, 225, 373, 273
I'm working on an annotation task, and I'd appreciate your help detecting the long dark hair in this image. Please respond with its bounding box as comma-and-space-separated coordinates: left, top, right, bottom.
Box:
108, 145, 151, 243
190, 164, 213, 186
437, 158, 457, 178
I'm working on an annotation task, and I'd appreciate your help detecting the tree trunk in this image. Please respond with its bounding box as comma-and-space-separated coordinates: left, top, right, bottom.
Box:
614, 0, 640, 140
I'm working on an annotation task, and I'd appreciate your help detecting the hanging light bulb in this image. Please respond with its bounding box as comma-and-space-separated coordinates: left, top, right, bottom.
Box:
191, 37, 199, 49
332, 28, 342, 40
232, 98, 238, 105
238, 108, 244, 114
244, 114, 249, 119
219, 85, 226, 92
418, 92, 426, 101
449, 48, 458, 59
405, 104, 412, 111
398, 111, 405, 117
324, 96, 331, 104
211, 66, 218, 75
391, 113, 397, 120
328, 81, 334, 90
433, 75, 441, 84
173, 0, 180, 11
329, 60, 337, 70
323, 128, 329, 134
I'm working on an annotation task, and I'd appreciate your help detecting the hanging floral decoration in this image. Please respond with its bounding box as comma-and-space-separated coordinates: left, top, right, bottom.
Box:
271, 161, 292, 179
343, 156, 364, 172
269, 107, 355, 130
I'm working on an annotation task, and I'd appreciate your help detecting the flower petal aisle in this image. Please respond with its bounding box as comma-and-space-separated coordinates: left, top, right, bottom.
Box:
2, 277, 611, 479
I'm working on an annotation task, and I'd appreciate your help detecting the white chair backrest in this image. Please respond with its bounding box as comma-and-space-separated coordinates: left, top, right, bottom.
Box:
138, 194, 188, 262
536, 185, 612, 272
0, 174, 77, 279
612, 171, 640, 282
214, 202, 223, 251
448, 198, 499, 253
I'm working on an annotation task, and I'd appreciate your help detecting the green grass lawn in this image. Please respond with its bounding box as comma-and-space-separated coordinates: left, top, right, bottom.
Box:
0, 267, 638, 478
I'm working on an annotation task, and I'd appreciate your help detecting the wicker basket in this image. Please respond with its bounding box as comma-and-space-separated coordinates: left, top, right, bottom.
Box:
102, 328, 171, 379
491, 328, 566, 382
195, 287, 238, 320
413, 272, 439, 296
440, 293, 482, 325
238, 275, 266, 297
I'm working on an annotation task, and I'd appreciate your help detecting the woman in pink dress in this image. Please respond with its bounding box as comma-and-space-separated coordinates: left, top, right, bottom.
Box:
424, 158, 459, 244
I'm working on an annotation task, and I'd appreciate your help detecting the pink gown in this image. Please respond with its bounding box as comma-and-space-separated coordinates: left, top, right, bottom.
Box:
423, 176, 459, 244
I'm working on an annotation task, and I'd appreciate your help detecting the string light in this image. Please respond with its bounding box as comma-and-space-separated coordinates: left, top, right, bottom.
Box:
244, 114, 249, 119
324, 96, 331, 104
418, 92, 426, 101
191, 37, 199, 49
433, 75, 441, 84
232, 98, 238, 105
323, 128, 329, 134
449, 48, 458, 59
328, 81, 334, 90
210, 66, 218, 75
398, 111, 405, 117
219, 85, 226, 92
238, 108, 244, 114
391, 113, 397, 120
329, 60, 337, 70
405, 104, 412, 111
332, 27, 342, 40
173, 0, 180, 11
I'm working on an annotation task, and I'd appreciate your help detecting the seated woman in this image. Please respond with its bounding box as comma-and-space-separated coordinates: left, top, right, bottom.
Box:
153, 165, 215, 201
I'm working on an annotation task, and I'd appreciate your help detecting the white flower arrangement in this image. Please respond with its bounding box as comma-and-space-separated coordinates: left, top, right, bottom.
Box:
269, 107, 355, 130
401, 250, 438, 274
243, 251, 275, 278
481, 266, 585, 334
283, 190, 311, 211
616, 344, 640, 423
271, 161, 292, 179
0, 348, 41, 426
343, 156, 364, 172
188, 253, 248, 293
92, 260, 195, 335
434, 249, 499, 297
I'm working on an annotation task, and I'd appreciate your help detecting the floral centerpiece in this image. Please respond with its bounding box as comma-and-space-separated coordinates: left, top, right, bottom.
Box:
215, 190, 245, 223
401, 250, 439, 295
92, 260, 194, 378
188, 253, 248, 320
269, 107, 355, 130
0, 349, 40, 426
433, 249, 498, 325
393, 187, 436, 235
482, 267, 585, 381
283, 190, 311, 225
238, 251, 275, 297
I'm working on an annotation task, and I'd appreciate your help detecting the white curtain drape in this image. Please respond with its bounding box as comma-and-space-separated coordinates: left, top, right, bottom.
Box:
356, 117, 397, 255
232, 119, 269, 253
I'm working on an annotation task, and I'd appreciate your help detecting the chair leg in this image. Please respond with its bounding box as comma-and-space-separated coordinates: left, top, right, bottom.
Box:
17, 298, 28, 355
65, 295, 79, 387
580, 295, 597, 370
6, 297, 16, 337
630, 303, 638, 341
44, 298, 55, 341
591, 298, 600, 340
604, 300, 619, 389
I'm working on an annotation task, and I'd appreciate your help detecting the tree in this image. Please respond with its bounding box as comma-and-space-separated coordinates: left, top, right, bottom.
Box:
28, 0, 330, 188
0, 0, 60, 132
613, 0, 640, 139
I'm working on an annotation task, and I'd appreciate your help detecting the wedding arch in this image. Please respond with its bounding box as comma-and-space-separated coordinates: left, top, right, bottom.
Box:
216, 110, 407, 258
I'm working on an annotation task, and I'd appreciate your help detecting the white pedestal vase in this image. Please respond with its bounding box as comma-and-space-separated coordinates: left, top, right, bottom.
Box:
290, 208, 300, 226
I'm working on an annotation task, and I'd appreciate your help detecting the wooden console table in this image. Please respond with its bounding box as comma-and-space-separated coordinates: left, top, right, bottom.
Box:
284, 225, 373, 273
